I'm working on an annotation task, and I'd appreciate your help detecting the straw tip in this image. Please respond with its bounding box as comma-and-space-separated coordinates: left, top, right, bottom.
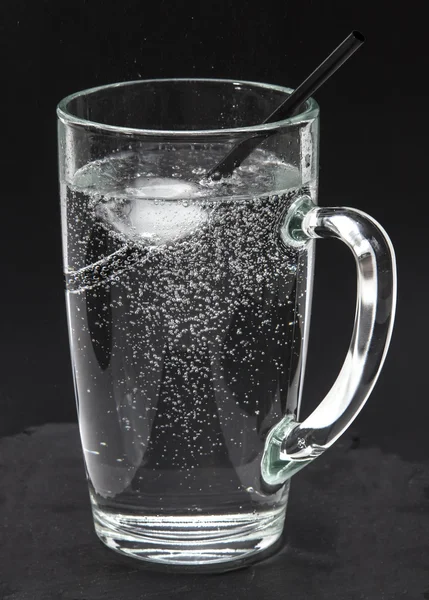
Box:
352, 30, 365, 43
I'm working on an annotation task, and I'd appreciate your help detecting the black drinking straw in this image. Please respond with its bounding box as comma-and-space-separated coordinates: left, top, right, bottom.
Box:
208, 31, 365, 180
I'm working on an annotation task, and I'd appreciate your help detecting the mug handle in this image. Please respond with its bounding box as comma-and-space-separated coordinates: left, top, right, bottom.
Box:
261, 196, 397, 486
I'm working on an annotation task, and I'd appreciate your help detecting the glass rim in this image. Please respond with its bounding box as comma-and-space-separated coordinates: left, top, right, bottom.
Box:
56, 78, 319, 137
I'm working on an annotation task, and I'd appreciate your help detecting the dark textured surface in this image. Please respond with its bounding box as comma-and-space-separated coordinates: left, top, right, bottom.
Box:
1, 424, 428, 600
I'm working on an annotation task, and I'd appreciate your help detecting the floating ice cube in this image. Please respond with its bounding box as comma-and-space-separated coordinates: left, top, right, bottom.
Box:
96, 177, 206, 245
125, 177, 199, 200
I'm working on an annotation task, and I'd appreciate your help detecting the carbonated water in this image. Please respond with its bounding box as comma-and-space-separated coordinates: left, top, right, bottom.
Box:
63, 146, 312, 564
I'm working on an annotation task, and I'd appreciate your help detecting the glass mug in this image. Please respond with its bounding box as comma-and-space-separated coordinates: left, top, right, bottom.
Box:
57, 79, 396, 571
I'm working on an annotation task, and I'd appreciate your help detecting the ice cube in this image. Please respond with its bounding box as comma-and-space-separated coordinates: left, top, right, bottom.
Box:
97, 177, 206, 245
125, 177, 198, 200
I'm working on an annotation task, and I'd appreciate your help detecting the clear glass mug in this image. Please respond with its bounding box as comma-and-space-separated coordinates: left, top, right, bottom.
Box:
57, 79, 396, 572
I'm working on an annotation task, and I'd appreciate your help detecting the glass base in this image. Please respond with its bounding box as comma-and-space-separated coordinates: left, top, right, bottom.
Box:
93, 504, 286, 572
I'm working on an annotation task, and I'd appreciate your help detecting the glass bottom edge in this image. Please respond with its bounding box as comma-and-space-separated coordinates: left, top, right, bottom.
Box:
92, 504, 286, 573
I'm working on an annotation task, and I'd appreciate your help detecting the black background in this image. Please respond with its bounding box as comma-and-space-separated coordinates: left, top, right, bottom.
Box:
1, 0, 427, 597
